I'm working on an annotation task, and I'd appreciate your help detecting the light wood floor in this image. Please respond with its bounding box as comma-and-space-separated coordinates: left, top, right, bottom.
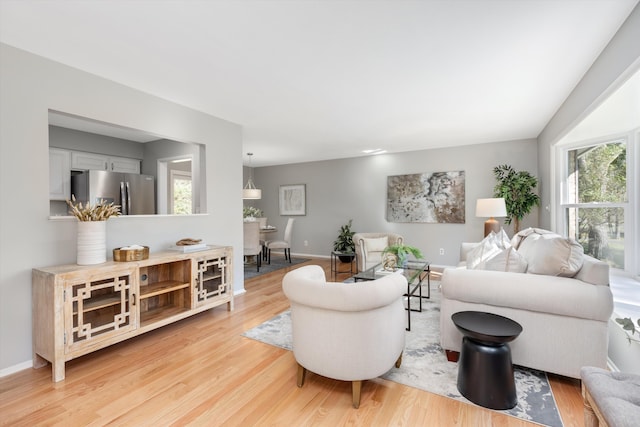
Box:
0, 258, 585, 426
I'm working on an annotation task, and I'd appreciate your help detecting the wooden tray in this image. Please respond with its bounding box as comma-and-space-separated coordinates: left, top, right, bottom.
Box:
113, 246, 149, 262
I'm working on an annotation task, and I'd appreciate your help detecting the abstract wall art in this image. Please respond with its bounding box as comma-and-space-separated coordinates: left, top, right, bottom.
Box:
279, 184, 306, 215
387, 171, 465, 223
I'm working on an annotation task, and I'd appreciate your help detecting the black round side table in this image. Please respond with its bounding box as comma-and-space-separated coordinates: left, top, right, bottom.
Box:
451, 311, 523, 410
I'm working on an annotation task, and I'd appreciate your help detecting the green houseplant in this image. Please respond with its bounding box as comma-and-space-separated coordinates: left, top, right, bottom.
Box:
333, 220, 356, 261
382, 244, 423, 269
243, 206, 263, 220
493, 164, 540, 233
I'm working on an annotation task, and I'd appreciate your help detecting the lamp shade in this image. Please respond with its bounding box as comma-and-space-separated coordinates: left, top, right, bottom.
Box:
475, 198, 507, 218
242, 188, 262, 199
242, 152, 261, 199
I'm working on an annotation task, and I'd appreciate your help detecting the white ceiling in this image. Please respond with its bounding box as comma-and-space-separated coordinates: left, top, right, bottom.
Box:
1, 0, 638, 166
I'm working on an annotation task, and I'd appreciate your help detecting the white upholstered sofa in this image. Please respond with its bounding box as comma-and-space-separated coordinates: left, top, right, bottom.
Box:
282, 265, 407, 408
440, 228, 614, 379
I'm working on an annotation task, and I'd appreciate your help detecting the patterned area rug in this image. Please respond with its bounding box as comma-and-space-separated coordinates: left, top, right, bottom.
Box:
243, 256, 309, 280
242, 283, 563, 427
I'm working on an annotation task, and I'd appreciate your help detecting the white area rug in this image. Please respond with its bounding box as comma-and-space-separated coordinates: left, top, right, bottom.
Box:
242, 284, 563, 427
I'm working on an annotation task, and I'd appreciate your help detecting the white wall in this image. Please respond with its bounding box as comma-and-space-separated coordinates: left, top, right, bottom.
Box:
252, 139, 539, 266
536, 4, 640, 373
0, 44, 244, 374
537, 3, 640, 230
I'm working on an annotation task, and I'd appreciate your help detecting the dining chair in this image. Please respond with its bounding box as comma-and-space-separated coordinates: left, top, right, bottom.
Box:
243, 221, 262, 272
266, 218, 295, 264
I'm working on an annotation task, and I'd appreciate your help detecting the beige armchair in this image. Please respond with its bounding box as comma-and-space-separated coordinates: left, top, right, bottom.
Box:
282, 265, 407, 408
353, 232, 404, 272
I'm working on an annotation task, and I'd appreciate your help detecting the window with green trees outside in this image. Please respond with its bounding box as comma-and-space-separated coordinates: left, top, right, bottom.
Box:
563, 140, 627, 269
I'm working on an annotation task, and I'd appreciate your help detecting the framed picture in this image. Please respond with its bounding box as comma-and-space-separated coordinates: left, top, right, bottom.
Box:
279, 184, 306, 216
387, 171, 465, 223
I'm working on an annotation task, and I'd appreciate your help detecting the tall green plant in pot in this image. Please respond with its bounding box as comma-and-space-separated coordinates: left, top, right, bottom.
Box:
333, 220, 355, 262
493, 165, 540, 233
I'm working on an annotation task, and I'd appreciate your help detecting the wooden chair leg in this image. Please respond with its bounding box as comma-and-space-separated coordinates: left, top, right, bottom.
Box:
582, 383, 602, 427
352, 380, 362, 409
395, 352, 403, 368
297, 363, 306, 388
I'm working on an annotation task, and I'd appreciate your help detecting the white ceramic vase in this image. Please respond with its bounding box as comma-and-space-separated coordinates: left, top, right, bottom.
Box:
77, 221, 107, 265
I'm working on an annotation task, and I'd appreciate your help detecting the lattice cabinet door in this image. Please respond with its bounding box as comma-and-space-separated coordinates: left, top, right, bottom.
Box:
194, 254, 232, 308
64, 268, 137, 354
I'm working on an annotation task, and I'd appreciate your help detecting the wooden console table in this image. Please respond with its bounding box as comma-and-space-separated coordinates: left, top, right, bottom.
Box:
32, 246, 233, 382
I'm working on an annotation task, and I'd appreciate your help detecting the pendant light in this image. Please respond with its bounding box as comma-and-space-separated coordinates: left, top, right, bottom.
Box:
242, 152, 262, 199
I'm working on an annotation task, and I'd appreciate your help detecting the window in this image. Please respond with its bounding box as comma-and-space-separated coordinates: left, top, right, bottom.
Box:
557, 130, 639, 319
562, 139, 627, 269
170, 170, 192, 215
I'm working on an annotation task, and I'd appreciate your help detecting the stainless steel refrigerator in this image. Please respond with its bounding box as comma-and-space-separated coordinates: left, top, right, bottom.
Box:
71, 170, 156, 215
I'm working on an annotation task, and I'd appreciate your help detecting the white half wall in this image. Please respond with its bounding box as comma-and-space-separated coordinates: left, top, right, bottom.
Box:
0, 44, 244, 373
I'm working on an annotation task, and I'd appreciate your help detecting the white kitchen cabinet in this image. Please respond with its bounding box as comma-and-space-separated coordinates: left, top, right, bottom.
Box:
109, 155, 140, 174
71, 152, 140, 174
49, 148, 71, 200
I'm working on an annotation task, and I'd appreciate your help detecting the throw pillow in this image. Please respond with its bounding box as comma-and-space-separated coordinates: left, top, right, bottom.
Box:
480, 246, 528, 273
466, 230, 508, 269
525, 235, 584, 277
363, 236, 388, 253
363, 237, 389, 265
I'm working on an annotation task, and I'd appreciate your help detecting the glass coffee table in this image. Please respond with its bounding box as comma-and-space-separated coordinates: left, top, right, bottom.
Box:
353, 260, 430, 331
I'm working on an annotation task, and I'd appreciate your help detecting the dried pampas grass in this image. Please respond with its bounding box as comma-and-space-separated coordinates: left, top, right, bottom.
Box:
66, 195, 121, 221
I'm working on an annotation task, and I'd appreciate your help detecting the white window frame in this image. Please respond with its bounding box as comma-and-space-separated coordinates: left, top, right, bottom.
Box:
555, 130, 638, 277
555, 129, 640, 320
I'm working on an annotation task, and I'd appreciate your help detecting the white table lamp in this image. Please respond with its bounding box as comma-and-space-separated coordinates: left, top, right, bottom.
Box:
476, 198, 507, 237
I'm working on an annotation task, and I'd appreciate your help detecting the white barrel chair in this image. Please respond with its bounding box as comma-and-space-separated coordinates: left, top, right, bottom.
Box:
282, 265, 407, 408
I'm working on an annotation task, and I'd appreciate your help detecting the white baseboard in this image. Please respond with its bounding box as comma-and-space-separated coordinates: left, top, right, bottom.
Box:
0, 360, 33, 378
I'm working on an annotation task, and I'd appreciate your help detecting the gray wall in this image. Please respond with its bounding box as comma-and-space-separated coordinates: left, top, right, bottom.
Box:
250, 139, 539, 266
0, 44, 244, 373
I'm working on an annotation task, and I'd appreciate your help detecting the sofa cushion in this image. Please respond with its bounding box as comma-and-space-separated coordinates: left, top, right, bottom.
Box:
581, 366, 640, 427
441, 268, 614, 321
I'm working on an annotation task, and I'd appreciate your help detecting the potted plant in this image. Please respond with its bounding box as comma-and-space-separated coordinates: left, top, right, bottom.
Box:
382, 244, 423, 270
333, 220, 356, 262
493, 164, 540, 233
243, 206, 263, 222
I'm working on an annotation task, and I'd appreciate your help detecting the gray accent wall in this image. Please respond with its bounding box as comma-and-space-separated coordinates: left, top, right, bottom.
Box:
250, 138, 539, 266
0, 44, 243, 373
